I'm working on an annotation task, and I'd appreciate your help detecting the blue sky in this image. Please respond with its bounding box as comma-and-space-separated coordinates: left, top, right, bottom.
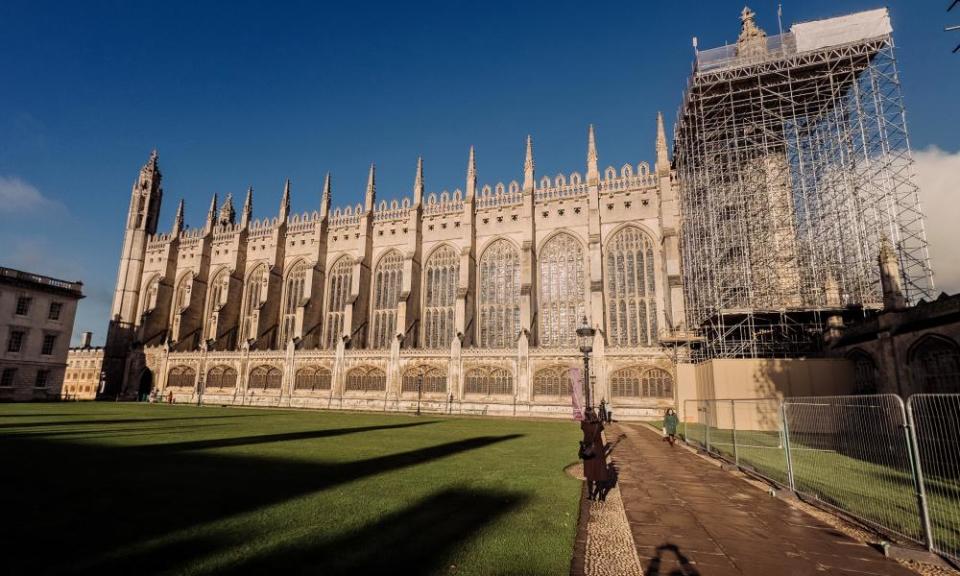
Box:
1, 1, 958, 346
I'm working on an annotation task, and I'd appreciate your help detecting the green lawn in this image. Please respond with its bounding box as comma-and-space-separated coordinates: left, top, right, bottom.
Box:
0, 403, 583, 575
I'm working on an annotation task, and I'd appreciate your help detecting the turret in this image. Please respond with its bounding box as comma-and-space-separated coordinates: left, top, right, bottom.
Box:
172, 199, 184, 239
413, 157, 424, 205
586, 125, 599, 185
523, 135, 535, 194
218, 193, 236, 226
279, 179, 291, 221
364, 164, 376, 212
240, 186, 253, 228
466, 146, 477, 199
656, 112, 670, 176
205, 193, 218, 233
320, 173, 331, 219
879, 236, 907, 311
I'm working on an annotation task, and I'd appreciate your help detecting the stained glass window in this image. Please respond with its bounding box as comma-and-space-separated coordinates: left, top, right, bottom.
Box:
605, 227, 658, 347
370, 251, 403, 349
533, 366, 574, 397
249, 365, 282, 390
538, 233, 585, 347
609, 367, 673, 398
478, 239, 521, 348
401, 366, 447, 393
279, 261, 308, 348
345, 366, 386, 392
423, 246, 459, 348
167, 365, 196, 389
464, 366, 513, 395
294, 366, 332, 392
324, 257, 353, 349
206, 365, 238, 391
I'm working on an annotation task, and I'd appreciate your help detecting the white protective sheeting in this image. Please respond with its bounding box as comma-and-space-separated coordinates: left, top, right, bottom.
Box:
791, 8, 892, 53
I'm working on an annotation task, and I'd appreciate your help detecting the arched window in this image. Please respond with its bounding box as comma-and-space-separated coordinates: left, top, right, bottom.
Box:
538, 233, 586, 347
401, 366, 447, 393
345, 367, 386, 392
248, 365, 282, 391
464, 366, 513, 396
279, 261, 309, 348
605, 227, 659, 346
205, 269, 231, 341
642, 368, 673, 398
370, 251, 403, 349
167, 365, 196, 389
206, 365, 238, 391
533, 366, 574, 397
240, 265, 269, 344
422, 246, 459, 349
140, 275, 160, 317
174, 273, 193, 313
324, 257, 353, 349
848, 350, 879, 394
910, 336, 960, 393
294, 366, 332, 392
610, 367, 673, 398
478, 239, 521, 348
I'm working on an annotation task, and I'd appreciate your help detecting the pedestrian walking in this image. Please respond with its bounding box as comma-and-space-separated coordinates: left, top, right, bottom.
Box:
580, 407, 609, 500
598, 399, 608, 424
663, 408, 679, 447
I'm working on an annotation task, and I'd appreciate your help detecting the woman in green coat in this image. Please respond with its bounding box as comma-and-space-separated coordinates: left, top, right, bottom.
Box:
663, 408, 680, 447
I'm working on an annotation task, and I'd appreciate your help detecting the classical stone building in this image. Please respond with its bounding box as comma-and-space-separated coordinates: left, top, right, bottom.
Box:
100, 119, 684, 419
63, 332, 104, 400
0, 267, 83, 401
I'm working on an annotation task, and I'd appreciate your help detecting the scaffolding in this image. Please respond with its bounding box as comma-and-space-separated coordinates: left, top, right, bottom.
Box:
674, 8, 934, 359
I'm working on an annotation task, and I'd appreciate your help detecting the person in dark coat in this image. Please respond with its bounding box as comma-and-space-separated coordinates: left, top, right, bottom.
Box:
580, 408, 609, 500
663, 408, 680, 447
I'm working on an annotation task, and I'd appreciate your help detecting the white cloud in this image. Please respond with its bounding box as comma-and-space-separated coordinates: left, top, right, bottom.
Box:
0, 175, 62, 214
914, 146, 960, 295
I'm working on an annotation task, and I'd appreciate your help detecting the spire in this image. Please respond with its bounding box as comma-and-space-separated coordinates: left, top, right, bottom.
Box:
146, 149, 159, 172
205, 193, 218, 232
879, 236, 907, 311
172, 198, 184, 238
279, 179, 291, 220
218, 193, 236, 226
364, 163, 376, 212
656, 112, 670, 175
413, 157, 424, 205
320, 172, 331, 218
586, 125, 599, 185
523, 135, 535, 193
241, 186, 253, 228
466, 146, 477, 199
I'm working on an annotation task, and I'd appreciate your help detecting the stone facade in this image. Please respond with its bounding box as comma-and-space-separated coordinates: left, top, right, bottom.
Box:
0, 267, 83, 401
63, 345, 104, 400
103, 119, 686, 419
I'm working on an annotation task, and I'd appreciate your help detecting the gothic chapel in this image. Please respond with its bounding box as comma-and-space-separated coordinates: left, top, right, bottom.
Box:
103, 119, 684, 419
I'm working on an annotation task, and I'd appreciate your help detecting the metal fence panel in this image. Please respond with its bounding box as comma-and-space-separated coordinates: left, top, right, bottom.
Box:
783, 395, 924, 545
908, 394, 960, 562
730, 398, 789, 487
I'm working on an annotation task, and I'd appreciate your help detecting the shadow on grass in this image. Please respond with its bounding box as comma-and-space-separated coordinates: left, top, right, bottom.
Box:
0, 428, 523, 575
0, 414, 264, 430
112, 488, 527, 575
145, 421, 437, 452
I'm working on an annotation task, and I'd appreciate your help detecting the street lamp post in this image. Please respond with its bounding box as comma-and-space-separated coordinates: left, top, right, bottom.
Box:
577, 316, 596, 410
416, 369, 424, 416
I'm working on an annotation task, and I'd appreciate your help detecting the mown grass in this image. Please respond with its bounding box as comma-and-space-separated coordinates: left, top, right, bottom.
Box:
0, 403, 583, 575
681, 424, 960, 556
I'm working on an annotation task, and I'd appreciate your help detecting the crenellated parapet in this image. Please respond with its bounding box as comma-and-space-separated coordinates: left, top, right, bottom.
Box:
423, 190, 463, 216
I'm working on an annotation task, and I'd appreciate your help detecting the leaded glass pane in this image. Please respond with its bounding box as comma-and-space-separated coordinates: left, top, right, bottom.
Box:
604, 228, 658, 347
538, 233, 585, 347
478, 240, 521, 348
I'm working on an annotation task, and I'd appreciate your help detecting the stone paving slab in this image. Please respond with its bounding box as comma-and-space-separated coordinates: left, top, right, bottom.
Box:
610, 423, 917, 576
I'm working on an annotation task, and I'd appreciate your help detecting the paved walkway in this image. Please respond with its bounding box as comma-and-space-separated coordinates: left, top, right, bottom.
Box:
608, 423, 917, 576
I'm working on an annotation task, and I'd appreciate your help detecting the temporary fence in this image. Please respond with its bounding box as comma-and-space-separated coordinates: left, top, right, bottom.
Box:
682, 394, 960, 564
